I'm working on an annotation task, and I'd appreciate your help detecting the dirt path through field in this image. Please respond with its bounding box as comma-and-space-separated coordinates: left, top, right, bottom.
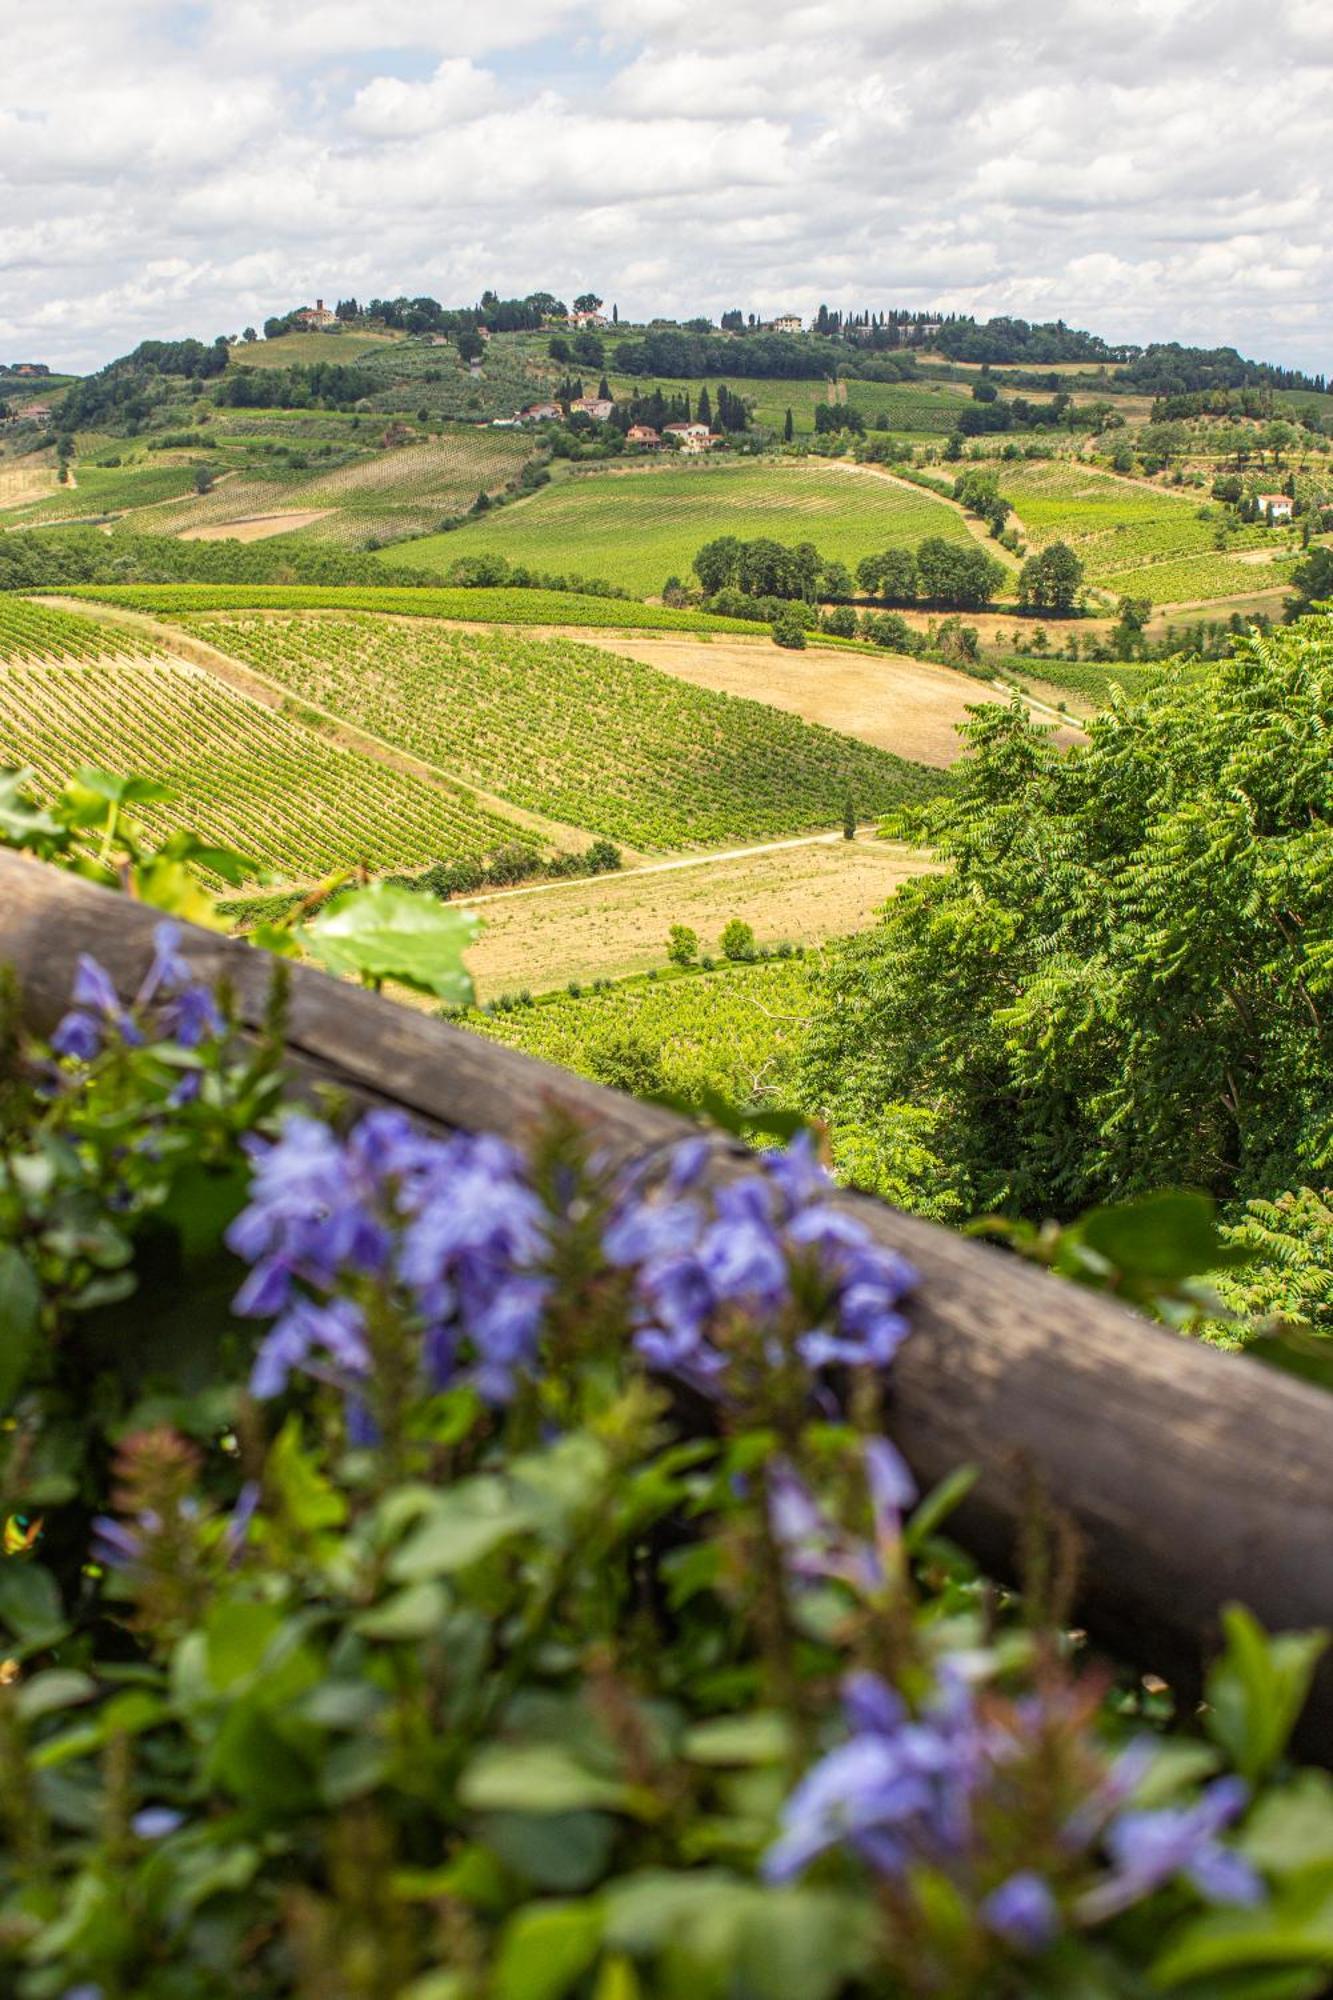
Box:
467, 836, 935, 998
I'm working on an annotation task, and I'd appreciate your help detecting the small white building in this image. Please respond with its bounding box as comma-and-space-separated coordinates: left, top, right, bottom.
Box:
1257, 492, 1294, 522
569, 396, 613, 421
520, 402, 563, 423
664, 421, 716, 454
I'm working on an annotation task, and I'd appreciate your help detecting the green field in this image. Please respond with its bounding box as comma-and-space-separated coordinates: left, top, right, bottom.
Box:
381, 458, 974, 595
227, 330, 407, 369
1000, 460, 1299, 599
54, 583, 767, 633
167, 610, 941, 849
0, 599, 527, 881
3, 460, 204, 526
1002, 655, 1211, 709
466, 956, 815, 1103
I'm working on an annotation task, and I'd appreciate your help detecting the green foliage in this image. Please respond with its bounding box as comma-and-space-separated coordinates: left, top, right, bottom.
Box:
301, 881, 479, 1001
1, 950, 1330, 1997
720, 918, 758, 962
1218, 1188, 1333, 1330
800, 615, 1333, 1224
666, 924, 698, 967
1017, 540, 1085, 611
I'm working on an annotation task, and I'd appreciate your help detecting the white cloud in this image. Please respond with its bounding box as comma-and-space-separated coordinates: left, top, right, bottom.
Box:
0, 0, 1329, 373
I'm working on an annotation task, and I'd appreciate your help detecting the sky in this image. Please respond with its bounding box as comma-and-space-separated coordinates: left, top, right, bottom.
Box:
3, 0, 1330, 376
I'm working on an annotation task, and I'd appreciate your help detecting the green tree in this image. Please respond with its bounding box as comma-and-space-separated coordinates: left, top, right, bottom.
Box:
771, 608, 807, 649
1017, 542, 1084, 612
799, 615, 1333, 1220
721, 918, 757, 961
1287, 546, 1333, 620
858, 548, 917, 602
667, 923, 699, 967
573, 292, 603, 314
843, 791, 857, 840
784, 407, 794, 443
915, 538, 1005, 609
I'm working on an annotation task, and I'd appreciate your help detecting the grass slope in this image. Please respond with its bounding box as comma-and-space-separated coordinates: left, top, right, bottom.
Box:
381, 458, 974, 596
171, 611, 943, 849
0, 600, 527, 881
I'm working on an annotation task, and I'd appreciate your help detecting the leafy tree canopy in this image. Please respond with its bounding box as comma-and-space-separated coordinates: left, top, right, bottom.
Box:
800, 615, 1333, 1221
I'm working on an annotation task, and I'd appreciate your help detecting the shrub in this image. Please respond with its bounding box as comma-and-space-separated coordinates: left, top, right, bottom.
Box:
822, 604, 858, 639
721, 917, 758, 961
771, 609, 807, 649
667, 923, 699, 966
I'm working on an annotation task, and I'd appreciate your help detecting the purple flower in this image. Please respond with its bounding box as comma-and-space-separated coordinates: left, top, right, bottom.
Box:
983, 1871, 1060, 1952
132, 1806, 186, 1840
1081, 1776, 1263, 1921
224, 1480, 261, 1562
50, 1009, 104, 1062
249, 1296, 369, 1399
90, 1516, 143, 1571
763, 1668, 980, 1885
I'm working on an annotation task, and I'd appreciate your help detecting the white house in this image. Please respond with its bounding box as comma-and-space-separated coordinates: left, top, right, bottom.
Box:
295, 298, 338, 331
1257, 493, 1294, 522
664, 421, 716, 454
764, 313, 803, 335
520, 402, 563, 423
570, 396, 614, 421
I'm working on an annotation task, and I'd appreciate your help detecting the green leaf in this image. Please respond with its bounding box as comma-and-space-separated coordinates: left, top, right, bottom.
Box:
493, 1900, 604, 2000
269, 1414, 348, 1534
302, 883, 479, 1001
0, 1245, 41, 1411
354, 1582, 448, 1642
389, 1477, 534, 1580
15, 1669, 98, 1724
1151, 1868, 1333, 1986
69, 766, 175, 808
1206, 1604, 1328, 1783
902, 1464, 980, 1553
1079, 1189, 1251, 1286
479, 1811, 615, 1893
682, 1712, 792, 1766
0, 1560, 67, 1652
459, 1744, 627, 1816
0, 766, 62, 848
1242, 1773, 1333, 1876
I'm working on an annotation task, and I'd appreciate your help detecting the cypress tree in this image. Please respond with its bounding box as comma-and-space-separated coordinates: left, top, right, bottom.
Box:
784, 407, 794, 443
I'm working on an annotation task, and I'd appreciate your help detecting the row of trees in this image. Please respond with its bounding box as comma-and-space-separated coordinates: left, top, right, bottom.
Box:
857, 538, 1008, 609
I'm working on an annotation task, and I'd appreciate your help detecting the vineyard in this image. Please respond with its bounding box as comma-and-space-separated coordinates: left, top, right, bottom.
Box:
56, 582, 765, 633
0, 600, 529, 880
170, 611, 940, 848
467, 956, 815, 1104
131, 428, 536, 548
1000, 461, 1297, 597
2, 460, 205, 527
1095, 550, 1299, 604
383, 458, 974, 594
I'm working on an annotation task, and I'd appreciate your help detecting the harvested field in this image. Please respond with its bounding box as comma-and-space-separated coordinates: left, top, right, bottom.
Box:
567, 632, 988, 766
178, 510, 335, 541
465, 835, 936, 997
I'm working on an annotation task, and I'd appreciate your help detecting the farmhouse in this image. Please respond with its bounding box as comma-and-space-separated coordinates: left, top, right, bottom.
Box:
1257, 492, 1294, 521
520, 401, 563, 422
763, 313, 803, 335
569, 308, 609, 329
626, 423, 661, 446
570, 396, 613, 421
294, 298, 338, 331
22, 403, 53, 425
663, 420, 716, 454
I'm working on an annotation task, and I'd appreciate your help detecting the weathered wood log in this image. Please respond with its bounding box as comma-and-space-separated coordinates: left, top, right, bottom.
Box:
3, 849, 1331, 1751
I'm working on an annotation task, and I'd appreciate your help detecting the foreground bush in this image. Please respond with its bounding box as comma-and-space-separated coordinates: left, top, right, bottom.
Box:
0, 939, 1330, 1997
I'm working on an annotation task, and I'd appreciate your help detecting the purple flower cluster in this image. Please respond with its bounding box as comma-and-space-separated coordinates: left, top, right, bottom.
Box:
51, 924, 224, 1068
764, 1665, 1263, 1953
769, 1435, 917, 1597
226, 1109, 550, 1408
605, 1134, 917, 1399
764, 1667, 981, 1885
